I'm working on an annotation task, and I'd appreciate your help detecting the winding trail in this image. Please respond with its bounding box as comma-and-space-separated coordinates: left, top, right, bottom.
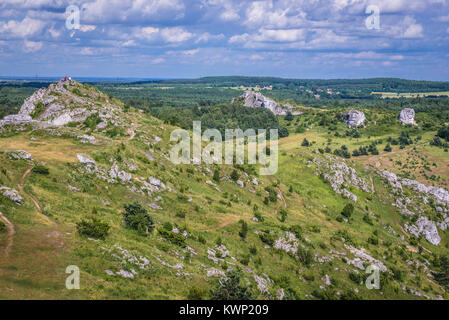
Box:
17, 167, 53, 224
0, 211, 15, 258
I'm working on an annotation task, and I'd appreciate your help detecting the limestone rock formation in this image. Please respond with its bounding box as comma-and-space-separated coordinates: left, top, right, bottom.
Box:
0, 79, 129, 131
0, 186, 22, 205
6, 150, 32, 160
232, 91, 302, 115
77, 154, 95, 166
343, 110, 365, 127
399, 108, 416, 125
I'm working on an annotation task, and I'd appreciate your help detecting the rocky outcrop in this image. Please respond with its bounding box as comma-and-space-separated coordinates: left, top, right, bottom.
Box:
77, 154, 95, 166
343, 110, 365, 127
380, 169, 448, 245
232, 91, 302, 115
405, 216, 440, 245
0, 80, 130, 131
0, 186, 22, 205
311, 155, 371, 202
399, 108, 416, 125
6, 150, 32, 161
109, 164, 132, 183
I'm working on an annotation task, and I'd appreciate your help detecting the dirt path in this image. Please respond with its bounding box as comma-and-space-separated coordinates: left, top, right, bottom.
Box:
369, 175, 375, 193
17, 167, 53, 224
0, 211, 15, 258
125, 116, 139, 142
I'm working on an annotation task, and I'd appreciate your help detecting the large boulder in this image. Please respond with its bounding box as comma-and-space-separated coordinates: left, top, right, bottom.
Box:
343, 110, 365, 127
0, 186, 22, 205
399, 108, 416, 125
77, 154, 95, 166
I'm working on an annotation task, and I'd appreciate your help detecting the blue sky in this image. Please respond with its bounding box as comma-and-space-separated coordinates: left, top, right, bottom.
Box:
1, 0, 449, 80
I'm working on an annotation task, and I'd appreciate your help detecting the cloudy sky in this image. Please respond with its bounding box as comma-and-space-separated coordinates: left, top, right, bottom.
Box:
1, 0, 449, 80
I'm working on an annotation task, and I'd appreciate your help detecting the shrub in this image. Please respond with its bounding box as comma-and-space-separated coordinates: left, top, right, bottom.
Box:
279, 208, 288, 222
76, 217, 110, 240
0, 221, 7, 233
83, 114, 102, 130
437, 125, 449, 141
297, 247, 313, 267
238, 219, 248, 239
198, 234, 207, 244
230, 169, 239, 182
213, 169, 220, 183
301, 138, 310, 147
210, 270, 252, 300
158, 228, 186, 246
341, 203, 354, 218
259, 231, 275, 246
32, 164, 50, 175
122, 201, 155, 235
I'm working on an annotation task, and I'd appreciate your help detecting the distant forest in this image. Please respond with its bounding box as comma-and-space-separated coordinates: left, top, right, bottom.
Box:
1, 77, 448, 135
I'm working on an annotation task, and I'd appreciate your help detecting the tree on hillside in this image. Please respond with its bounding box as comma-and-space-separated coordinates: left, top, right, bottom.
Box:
301, 138, 310, 147
122, 201, 154, 235
285, 111, 293, 121
210, 270, 253, 300
341, 203, 354, 218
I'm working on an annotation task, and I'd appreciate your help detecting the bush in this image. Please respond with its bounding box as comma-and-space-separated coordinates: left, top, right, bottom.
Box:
297, 247, 313, 267
122, 201, 155, 235
301, 138, 310, 147
341, 203, 354, 218
32, 164, 50, 175
0, 221, 7, 233
230, 170, 239, 182
213, 169, 220, 183
259, 231, 275, 246
210, 270, 252, 300
437, 125, 449, 141
279, 208, 288, 222
158, 228, 186, 246
238, 219, 248, 239
76, 217, 110, 240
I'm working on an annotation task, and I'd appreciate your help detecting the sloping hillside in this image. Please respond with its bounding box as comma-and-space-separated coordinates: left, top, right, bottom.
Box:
0, 81, 448, 300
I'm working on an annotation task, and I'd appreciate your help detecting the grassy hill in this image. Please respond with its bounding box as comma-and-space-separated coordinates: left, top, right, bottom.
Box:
0, 81, 448, 300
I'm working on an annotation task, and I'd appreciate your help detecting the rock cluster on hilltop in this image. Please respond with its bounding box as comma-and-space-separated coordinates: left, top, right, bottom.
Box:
399, 108, 416, 125
0, 79, 128, 131
232, 91, 302, 115
343, 110, 365, 127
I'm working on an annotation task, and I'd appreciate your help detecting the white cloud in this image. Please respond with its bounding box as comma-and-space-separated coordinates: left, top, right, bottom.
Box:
151, 57, 165, 64
250, 54, 264, 60
387, 16, 423, 38
48, 27, 61, 39
0, 16, 46, 38
80, 25, 97, 32
23, 40, 42, 52
134, 27, 160, 40
81, 0, 185, 24
160, 27, 193, 42
254, 29, 305, 42
80, 47, 95, 55
195, 32, 225, 43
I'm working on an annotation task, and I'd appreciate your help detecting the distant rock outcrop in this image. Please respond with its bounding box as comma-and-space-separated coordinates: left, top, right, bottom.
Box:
399, 108, 416, 125
343, 110, 365, 127
232, 91, 302, 115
